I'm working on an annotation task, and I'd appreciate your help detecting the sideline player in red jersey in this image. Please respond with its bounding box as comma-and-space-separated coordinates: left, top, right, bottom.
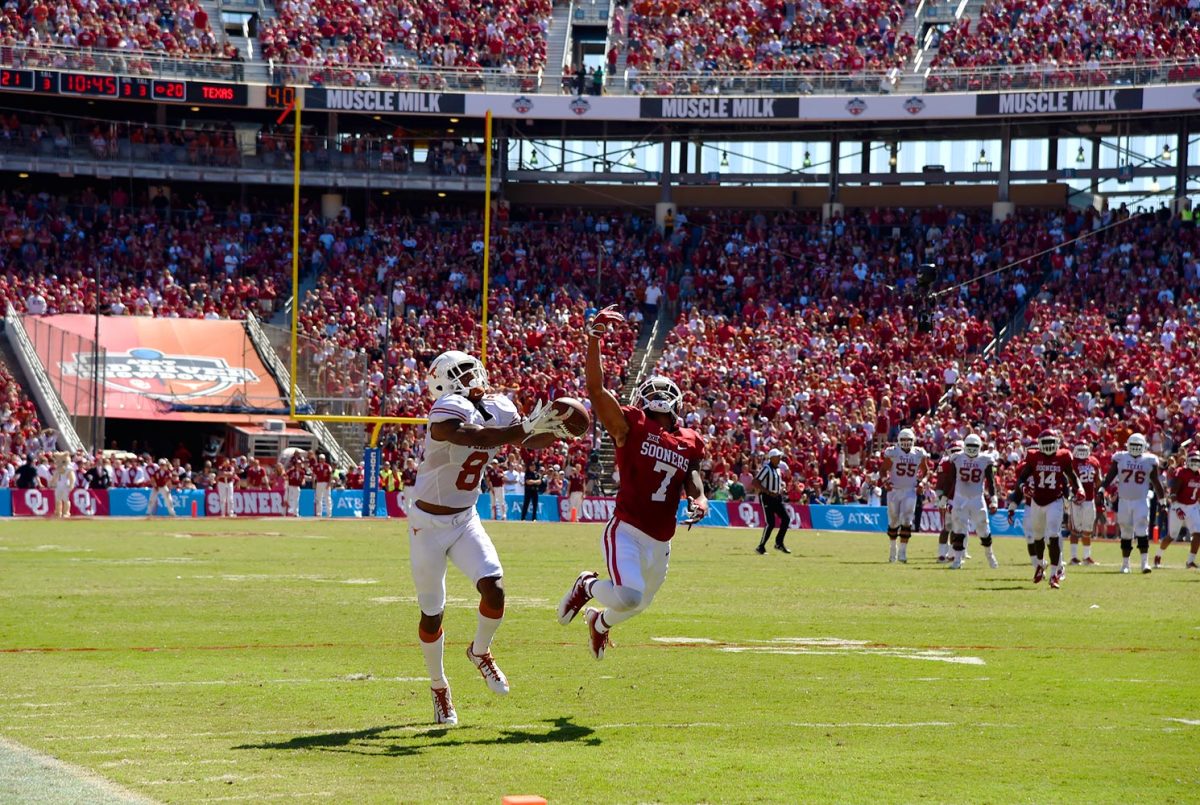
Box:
312, 452, 334, 517
285, 454, 307, 516
1160, 452, 1200, 569
556, 305, 708, 660
1008, 431, 1083, 588
1068, 443, 1104, 565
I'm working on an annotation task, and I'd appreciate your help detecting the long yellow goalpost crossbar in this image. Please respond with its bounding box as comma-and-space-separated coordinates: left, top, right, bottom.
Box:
285, 97, 495, 448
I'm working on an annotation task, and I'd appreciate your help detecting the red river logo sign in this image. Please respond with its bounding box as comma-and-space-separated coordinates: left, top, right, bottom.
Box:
62, 348, 260, 400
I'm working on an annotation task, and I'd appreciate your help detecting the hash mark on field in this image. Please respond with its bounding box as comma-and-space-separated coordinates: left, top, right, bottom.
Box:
204, 792, 333, 802
654, 636, 986, 665
370, 594, 549, 607
1165, 718, 1200, 726
189, 573, 379, 584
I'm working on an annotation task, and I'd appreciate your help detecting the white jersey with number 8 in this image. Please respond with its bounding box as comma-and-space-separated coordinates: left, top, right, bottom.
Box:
413, 393, 520, 509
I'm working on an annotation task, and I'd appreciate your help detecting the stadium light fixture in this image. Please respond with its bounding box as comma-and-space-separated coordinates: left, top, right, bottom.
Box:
803, 151, 813, 168
530, 149, 539, 167
437, 192, 447, 198
1076, 146, 1086, 163
626, 150, 636, 167
721, 151, 729, 167
450, 118, 460, 123
1161, 143, 1172, 162
1150, 178, 1161, 193
17, 172, 28, 179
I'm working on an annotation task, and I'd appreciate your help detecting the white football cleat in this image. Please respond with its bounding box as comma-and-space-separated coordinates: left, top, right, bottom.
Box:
466, 643, 509, 695
986, 552, 999, 569
557, 570, 597, 625
888, 546, 897, 563
431, 685, 457, 726
1119, 565, 1131, 574
948, 557, 962, 570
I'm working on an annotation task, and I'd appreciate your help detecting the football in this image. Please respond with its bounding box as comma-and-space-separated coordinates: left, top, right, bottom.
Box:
552, 396, 591, 438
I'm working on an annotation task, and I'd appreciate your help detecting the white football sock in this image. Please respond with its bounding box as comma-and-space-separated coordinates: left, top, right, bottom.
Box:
472, 613, 502, 656
938, 543, 948, 558
1084, 545, 1092, 559
420, 632, 447, 687
1155, 549, 1164, 560
1140, 552, 1151, 569
897, 544, 907, 561
1070, 543, 1079, 558
953, 549, 964, 563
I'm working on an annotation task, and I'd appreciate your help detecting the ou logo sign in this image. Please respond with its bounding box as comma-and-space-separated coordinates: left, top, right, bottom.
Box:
25, 489, 51, 516
71, 489, 97, 516
737, 502, 761, 528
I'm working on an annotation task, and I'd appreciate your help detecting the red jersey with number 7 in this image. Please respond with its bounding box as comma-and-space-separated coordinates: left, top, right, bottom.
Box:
614, 405, 705, 542
1019, 449, 1075, 506
413, 392, 520, 509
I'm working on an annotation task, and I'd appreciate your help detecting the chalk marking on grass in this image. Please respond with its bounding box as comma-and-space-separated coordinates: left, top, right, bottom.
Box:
0, 735, 160, 804
369, 594, 549, 607
68, 557, 206, 566
203, 791, 333, 802
51, 676, 427, 691
1165, 718, 1200, 726
654, 635, 987, 666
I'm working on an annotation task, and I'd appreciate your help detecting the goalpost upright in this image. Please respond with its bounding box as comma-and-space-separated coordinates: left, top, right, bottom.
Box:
284, 92, 495, 511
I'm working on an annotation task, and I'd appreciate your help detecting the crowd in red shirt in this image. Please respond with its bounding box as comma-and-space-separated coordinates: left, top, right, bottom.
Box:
258, 0, 553, 76
1, 0, 219, 57
618, 0, 914, 78
927, 0, 1200, 91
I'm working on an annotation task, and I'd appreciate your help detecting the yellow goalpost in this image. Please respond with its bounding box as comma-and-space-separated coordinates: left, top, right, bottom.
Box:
285, 96, 495, 449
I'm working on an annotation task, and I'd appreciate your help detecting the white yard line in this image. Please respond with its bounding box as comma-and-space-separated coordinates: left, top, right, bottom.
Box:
0, 735, 159, 804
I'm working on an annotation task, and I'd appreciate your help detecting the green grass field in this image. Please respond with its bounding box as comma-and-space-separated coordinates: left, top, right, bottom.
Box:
0, 519, 1197, 804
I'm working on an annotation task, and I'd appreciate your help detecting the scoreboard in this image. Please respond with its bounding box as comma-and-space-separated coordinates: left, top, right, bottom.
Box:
0, 69, 248, 106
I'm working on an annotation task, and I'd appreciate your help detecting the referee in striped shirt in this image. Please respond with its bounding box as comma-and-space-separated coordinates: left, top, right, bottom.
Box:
755, 449, 791, 554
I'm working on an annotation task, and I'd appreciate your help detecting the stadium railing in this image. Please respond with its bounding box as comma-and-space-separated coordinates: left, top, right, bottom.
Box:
2, 308, 88, 454
2, 44, 1198, 96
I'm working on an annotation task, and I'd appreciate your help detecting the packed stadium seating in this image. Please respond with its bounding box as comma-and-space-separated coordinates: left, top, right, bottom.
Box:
927, 0, 1200, 90
618, 0, 914, 78
2, 0, 220, 56
258, 0, 554, 77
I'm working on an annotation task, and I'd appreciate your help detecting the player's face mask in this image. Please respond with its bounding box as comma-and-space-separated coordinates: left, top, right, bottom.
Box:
1188, 455, 1200, 471
637, 376, 682, 420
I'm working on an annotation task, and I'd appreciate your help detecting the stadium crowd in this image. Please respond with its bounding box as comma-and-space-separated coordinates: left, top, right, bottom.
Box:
617, 0, 914, 78
0, 185, 1197, 525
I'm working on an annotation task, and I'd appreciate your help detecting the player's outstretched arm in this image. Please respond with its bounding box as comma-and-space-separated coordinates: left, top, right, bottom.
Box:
586, 304, 630, 447
431, 409, 564, 450
681, 459, 710, 528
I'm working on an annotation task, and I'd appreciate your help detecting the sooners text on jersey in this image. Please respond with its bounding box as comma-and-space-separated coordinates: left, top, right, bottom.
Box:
614, 406, 705, 542
1171, 467, 1200, 506
1073, 456, 1102, 501
1021, 449, 1074, 506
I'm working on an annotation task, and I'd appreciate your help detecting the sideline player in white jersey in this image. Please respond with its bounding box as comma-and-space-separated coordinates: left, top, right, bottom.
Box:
880, 428, 928, 563
946, 434, 999, 569
410, 350, 573, 725
1100, 433, 1166, 574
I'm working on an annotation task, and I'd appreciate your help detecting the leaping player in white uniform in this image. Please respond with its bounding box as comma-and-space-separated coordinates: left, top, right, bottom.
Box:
410, 350, 573, 726
881, 428, 928, 563
1100, 433, 1166, 574
946, 434, 999, 569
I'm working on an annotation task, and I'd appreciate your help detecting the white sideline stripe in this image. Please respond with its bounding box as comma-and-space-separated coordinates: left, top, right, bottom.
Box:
0, 735, 159, 804
203, 791, 333, 802
1165, 718, 1200, 726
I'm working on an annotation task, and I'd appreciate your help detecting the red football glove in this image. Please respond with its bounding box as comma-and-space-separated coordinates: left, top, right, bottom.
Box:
587, 304, 625, 338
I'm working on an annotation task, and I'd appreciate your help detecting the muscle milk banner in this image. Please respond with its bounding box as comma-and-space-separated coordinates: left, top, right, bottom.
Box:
976, 88, 1143, 116
304, 88, 465, 114
640, 96, 799, 120
35, 314, 282, 423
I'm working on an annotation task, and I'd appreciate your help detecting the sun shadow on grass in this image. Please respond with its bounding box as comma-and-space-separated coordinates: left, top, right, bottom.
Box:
233, 717, 600, 757
973, 585, 1031, 591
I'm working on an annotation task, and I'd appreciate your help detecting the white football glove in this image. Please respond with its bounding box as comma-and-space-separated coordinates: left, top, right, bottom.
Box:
936, 494, 948, 511
521, 400, 573, 439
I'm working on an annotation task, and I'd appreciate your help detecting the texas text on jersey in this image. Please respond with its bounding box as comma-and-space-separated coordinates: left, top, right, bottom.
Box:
613, 405, 705, 542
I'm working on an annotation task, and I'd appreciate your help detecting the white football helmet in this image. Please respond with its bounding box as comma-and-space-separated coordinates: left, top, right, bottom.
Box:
1188, 453, 1200, 471
898, 428, 916, 451
636, 375, 682, 419
963, 434, 982, 458
948, 439, 964, 455
1126, 433, 1147, 457
426, 350, 487, 400
1073, 443, 1092, 460
1038, 430, 1060, 455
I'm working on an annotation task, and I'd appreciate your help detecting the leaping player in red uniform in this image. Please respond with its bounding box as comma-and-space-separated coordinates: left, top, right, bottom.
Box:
556, 305, 708, 660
